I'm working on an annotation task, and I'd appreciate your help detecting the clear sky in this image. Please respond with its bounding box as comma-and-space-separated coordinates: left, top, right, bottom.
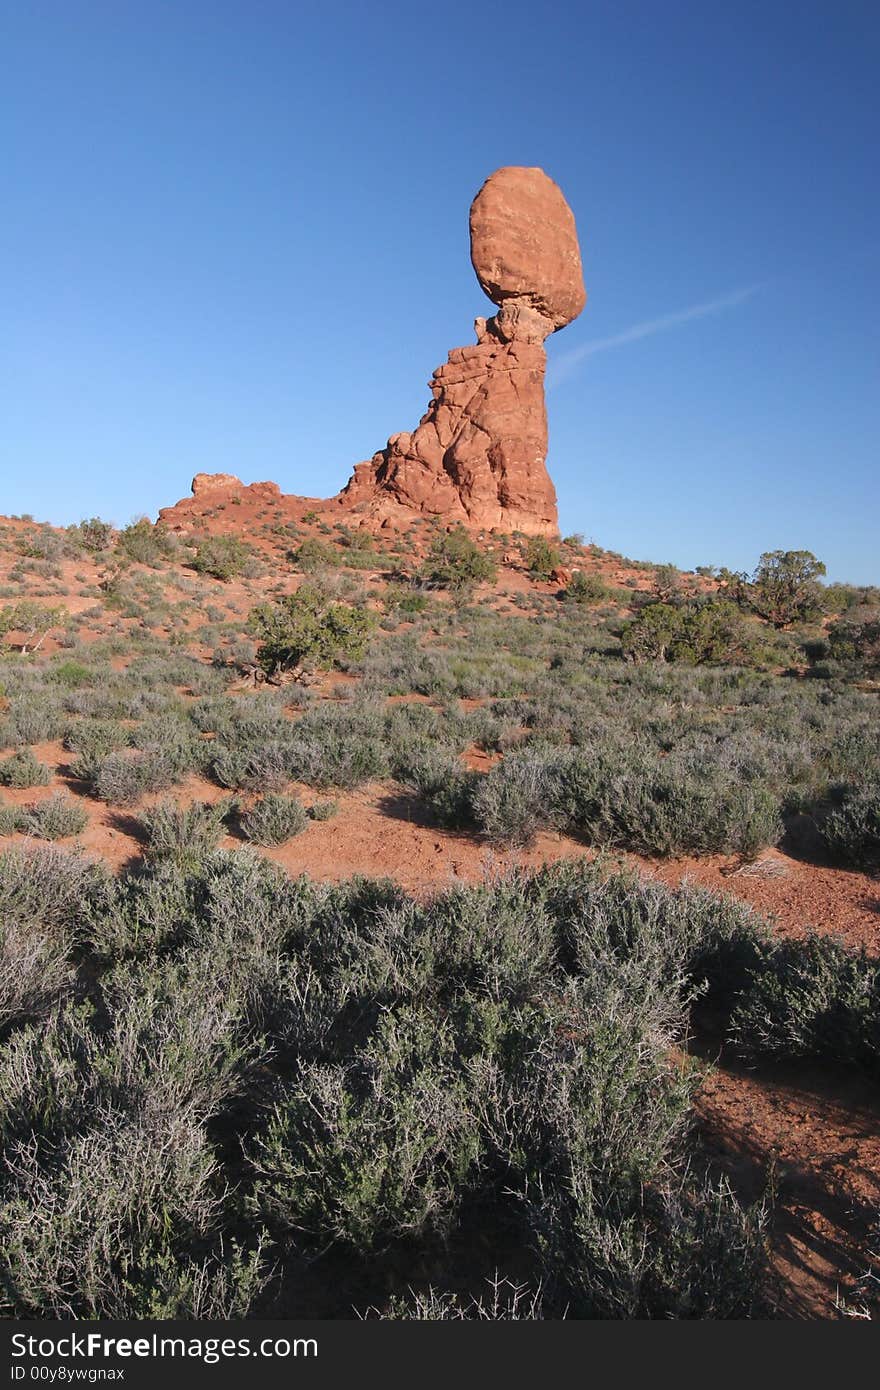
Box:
3, 0, 878, 581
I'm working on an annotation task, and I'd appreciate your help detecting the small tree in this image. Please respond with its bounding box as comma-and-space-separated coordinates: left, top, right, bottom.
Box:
248, 585, 376, 675
525, 536, 561, 580
651, 564, 681, 603
72, 517, 114, 552
421, 528, 496, 592
190, 535, 251, 581
0, 602, 66, 654
826, 609, 880, 678
745, 550, 826, 628
564, 572, 610, 606
620, 603, 679, 662
621, 599, 754, 666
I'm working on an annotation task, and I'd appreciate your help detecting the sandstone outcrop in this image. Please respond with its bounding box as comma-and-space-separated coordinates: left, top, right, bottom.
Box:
191, 472, 244, 495
337, 166, 585, 536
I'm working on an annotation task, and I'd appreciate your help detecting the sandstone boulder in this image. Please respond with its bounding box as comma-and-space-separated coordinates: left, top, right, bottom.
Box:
469, 166, 586, 337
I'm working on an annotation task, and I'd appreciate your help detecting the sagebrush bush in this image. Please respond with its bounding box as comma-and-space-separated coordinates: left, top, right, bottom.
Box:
136, 799, 233, 869
240, 794, 307, 846
0, 749, 51, 789
821, 783, 880, 868
190, 534, 251, 582
21, 794, 89, 841
4, 845, 879, 1318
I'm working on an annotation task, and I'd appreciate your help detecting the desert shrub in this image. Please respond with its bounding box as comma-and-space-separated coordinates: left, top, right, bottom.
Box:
248, 1008, 482, 1252
288, 733, 388, 790
21, 794, 89, 841
0, 601, 67, 653
91, 750, 175, 807
240, 794, 307, 846
0, 918, 74, 1031
421, 528, 497, 592
525, 536, 560, 579
0, 802, 21, 836
741, 550, 827, 628
470, 750, 556, 846
565, 572, 610, 605
821, 783, 880, 868
3, 690, 67, 745
65, 720, 131, 781
190, 535, 251, 582
48, 660, 94, 689
0, 749, 51, 789
397, 745, 479, 829
15, 525, 68, 562
249, 585, 376, 674
826, 608, 880, 679
71, 518, 114, 552
292, 538, 339, 571
731, 934, 880, 1073
308, 800, 338, 821
465, 744, 782, 859
13, 849, 880, 1319
211, 743, 293, 793
135, 799, 233, 870
620, 599, 754, 666
129, 715, 208, 780
117, 519, 179, 567
0, 843, 108, 931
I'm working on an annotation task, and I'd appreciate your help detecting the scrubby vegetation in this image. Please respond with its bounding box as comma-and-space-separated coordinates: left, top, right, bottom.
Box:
0, 511, 877, 1318
1, 846, 878, 1318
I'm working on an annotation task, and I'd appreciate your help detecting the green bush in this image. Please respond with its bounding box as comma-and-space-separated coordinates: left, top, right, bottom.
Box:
71, 518, 114, 552
821, 783, 880, 868
421, 528, 497, 592
292, 538, 339, 572
565, 571, 610, 605
240, 794, 307, 846
135, 799, 233, 869
742, 550, 827, 628
525, 536, 561, 580
48, 660, 94, 689
248, 585, 376, 675
190, 535, 251, 582
0, 601, 67, 653
21, 793, 89, 841
116, 519, 179, 567
826, 609, 880, 679
621, 599, 755, 666
0, 749, 52, 789
731, 933, 880, 1071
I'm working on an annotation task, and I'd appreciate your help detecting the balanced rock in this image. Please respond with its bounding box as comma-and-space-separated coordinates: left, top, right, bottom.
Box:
337, 166, 585, 536
470, 166, 586, 339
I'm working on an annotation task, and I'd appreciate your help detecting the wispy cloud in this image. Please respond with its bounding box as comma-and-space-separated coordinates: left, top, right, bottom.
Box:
548, 284, 762, 387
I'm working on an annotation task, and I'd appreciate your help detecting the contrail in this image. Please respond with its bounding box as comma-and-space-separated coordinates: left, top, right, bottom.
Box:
548, 284, 762, 386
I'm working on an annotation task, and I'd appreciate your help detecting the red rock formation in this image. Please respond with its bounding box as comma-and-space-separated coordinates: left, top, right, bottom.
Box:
337, 166, 586, 536
191, 472, 244, 495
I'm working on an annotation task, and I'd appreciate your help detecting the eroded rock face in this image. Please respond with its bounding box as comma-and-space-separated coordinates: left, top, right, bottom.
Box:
191, 472, 243, 495
337, 166, 585, 536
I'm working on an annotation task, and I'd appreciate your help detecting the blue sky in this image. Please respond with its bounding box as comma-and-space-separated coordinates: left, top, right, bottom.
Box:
3, 0, 878, 581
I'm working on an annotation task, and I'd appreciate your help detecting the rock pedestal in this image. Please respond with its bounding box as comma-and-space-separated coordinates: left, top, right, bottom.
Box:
337, 166, 586, 536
